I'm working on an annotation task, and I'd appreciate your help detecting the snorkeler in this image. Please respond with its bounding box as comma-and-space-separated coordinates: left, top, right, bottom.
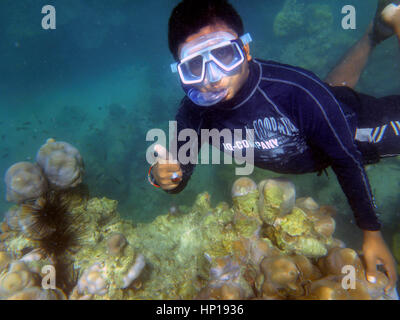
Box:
149, 0, 399, 292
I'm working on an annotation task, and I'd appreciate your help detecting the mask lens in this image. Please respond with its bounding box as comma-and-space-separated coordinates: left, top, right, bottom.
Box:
180, 55, 204, 83
187, 55, 203, 77
211, 44, 236, 66
178, 40, 244, 85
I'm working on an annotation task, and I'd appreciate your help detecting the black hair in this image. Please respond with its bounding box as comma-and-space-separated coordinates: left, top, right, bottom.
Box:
168, 0, 244, 61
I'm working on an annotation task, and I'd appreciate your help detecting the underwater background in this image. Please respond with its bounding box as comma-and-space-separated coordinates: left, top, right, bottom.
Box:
0, 0, 399, 256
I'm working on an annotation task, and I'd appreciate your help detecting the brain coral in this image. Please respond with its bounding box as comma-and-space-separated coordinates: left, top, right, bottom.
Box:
106, 233, 127, 256
0, 261, 38, 298
36, 139, 84, 189
4, 162, 47, 203
7, 287, 66, 300
76, 262, 108, 296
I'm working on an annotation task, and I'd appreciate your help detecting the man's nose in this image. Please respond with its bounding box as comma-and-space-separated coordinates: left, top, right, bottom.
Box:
205, 62, 223, 83
202, 78, 223, 91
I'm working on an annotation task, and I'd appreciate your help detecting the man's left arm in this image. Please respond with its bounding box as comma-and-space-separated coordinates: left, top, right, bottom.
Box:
294, 84, 379, 231
294, 83, 397, 291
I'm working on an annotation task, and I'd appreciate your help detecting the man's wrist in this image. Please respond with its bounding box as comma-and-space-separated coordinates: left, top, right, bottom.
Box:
148, 164, 161, 188
363, 230, 382, 239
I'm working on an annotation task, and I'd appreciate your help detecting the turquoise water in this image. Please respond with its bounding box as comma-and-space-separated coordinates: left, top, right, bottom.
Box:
0, 0, 399, 251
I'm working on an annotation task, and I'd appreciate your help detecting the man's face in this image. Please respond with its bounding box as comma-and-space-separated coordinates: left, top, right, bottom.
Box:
178, 23, 251, 102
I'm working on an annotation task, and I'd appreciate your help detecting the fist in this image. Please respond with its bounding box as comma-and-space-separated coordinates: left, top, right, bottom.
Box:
151, 144, 183, 191
382, 3, 400, 28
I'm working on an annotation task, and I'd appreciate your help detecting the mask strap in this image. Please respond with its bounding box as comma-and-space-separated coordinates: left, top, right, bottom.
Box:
239, 33, 252, 46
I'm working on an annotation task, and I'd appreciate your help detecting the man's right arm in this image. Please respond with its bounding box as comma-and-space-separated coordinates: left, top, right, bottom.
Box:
165, 161, 196, 194
151, 99, 200, 193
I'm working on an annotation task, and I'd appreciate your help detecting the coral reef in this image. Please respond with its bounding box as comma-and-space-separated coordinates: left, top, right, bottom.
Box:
4, 138, 85, 207
273, 0, 306, 38
258, 178, 334, 258
0, 252, 66, 300
107, 233, 127, 256
0, 261, 39, 298
121, 254, 145, 289
258, 178, 296, 224
4, 162, 47, 203
260, 255, 303, 299
7, 287, 66, 300
273, 1, 355, 77
1, 162, 397, 299
76, 262, 108, 296
273, 1, 333, 39
232, 177, 262, 238
36, 138, 84, 190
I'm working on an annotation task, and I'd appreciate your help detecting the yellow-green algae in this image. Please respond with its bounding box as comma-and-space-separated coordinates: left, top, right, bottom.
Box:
232, 189, 259, 219
259, 183, 285, 225
72, 193, 245, 299
233, 213, 261, 239
280, 207, 311, 237
264, 206, 329, 258
232, 187, 262, 239
0, 187, 334, 299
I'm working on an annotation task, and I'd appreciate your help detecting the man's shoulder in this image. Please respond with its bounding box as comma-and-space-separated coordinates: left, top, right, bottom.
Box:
254, 58, 323, 87
253, 58, 339, 113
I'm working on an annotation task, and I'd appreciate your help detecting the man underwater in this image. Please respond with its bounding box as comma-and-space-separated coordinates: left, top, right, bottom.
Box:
149, 0, 399, 292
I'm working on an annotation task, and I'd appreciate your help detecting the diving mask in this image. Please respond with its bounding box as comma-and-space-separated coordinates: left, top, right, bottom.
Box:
171, 31, 252, 106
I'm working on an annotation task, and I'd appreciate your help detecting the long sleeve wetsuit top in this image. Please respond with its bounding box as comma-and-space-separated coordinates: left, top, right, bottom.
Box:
168, 58, 381, 231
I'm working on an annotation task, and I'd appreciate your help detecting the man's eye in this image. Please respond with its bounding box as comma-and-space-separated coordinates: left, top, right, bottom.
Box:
188, 56, 203, 76
212, 45, 235, 65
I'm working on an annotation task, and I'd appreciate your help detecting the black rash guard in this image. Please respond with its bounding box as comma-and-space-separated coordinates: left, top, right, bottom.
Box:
167, 58, 383, 231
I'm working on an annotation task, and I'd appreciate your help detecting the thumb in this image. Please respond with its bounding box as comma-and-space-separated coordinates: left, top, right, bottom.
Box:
153, 144, 170, 161
364, 253, 377, 284
153, 144, 177, 164
382, 3, 399, 22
